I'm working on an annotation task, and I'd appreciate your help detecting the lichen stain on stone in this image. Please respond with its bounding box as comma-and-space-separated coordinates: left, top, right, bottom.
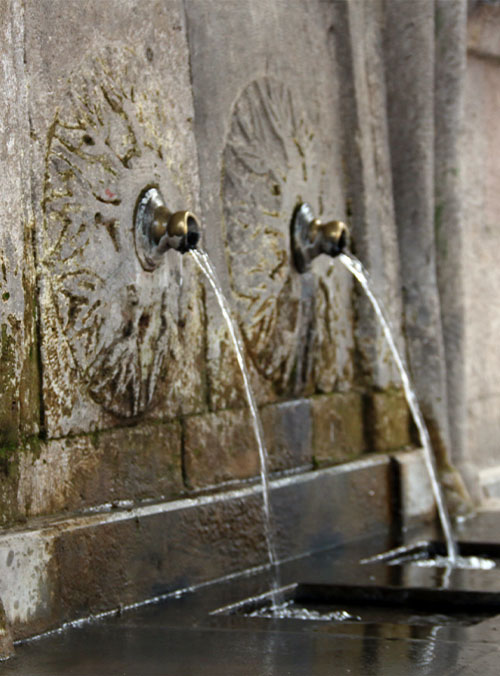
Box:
219, 77, 354, 401
38, 44, 202, 423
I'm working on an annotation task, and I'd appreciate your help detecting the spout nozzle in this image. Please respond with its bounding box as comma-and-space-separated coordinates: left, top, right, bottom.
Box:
174, 211, 201, 253
321, 219, 348, 256
134, 187, 201, 271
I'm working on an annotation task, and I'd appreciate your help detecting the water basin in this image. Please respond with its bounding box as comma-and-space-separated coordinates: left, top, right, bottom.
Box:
211, 538, 500, 628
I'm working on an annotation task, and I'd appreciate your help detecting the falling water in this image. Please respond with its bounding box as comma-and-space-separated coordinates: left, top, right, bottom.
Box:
190, 249, 281, 601
338, 252, 458, 564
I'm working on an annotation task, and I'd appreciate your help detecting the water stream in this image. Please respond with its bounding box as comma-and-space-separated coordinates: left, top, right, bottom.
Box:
190, 249, 281, 602
338, 252, 458, 564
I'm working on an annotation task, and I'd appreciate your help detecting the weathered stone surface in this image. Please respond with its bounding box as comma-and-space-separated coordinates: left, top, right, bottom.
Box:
364, 388, 410, 453
25, 0, 204, 437
16, 423, 183, 518
0, 0, 40, 449
184, 408, 259, 489
330, 0, 404, 390
311, 392, 365, 466
0, 597, 14, 660
434, 0, 468, 469
184, 400, 313, 490
392, 448, 435, 527
462, 5, 500, 497
0, 458, 392, 640
273, 456, 392, 560
383, 0, 453, 469
261, 400, 312, 473
185, 0, 355, 409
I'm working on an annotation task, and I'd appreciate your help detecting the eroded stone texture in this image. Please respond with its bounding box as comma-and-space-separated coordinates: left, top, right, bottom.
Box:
261, 400, 312, 472
184, 409, 259, 489
0, 597, 14, 659
364, 388, 410, 454
330, 0, 404, 390
383, 0, 453, 468
311, 392, 365, 466
185, 0, 355, 410
184, 400, 313, 489
25, 1, 204, 437
462, 4, 500, 498
16, 423, 183, 518
0, 0, 40, 450
434, 0, 467, 468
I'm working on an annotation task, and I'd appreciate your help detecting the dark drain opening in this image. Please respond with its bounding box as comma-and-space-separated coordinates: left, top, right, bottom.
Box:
214, 580, 500, 627
361, 540, 500, 567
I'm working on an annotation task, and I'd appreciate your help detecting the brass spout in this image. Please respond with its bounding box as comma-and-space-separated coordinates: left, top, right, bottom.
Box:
291, 203, 348, 273
134, 187, 200, 271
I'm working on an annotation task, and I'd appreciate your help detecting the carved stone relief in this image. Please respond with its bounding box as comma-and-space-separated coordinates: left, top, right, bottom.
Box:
39, 45, 201, 424
221, 77, 353, 395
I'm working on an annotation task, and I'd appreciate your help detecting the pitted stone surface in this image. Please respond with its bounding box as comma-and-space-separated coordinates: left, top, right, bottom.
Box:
21, 0, 205, 437
222, 77, 322, 390
0, 1, 39, 446
221, 77, 354, 399
40, 45, 197, 420
185, 0, 355, 408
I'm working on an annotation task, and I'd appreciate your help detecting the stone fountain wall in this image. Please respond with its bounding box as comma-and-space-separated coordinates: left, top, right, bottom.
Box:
3, 0, 497, 642
0, 0, 412, 531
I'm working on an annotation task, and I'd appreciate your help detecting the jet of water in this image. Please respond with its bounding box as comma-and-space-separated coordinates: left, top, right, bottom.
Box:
338, 252, 458, 564
190, 249, 281, 602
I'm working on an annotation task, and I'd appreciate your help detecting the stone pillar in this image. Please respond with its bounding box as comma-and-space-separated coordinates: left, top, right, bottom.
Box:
0, 0, 40, 525
384, 0, 452, 464
462, 2, 500, 500
434, 0, 469, 485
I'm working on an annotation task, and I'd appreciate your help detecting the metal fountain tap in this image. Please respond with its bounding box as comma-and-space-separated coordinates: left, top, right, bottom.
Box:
134, 186, 200, 271
291, 202, 348, 273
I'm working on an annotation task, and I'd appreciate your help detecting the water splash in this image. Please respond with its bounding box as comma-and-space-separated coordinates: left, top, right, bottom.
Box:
338, 252, 458, 564
248, 600, 359, 622
405, 555, 495, 570
190, 249, 281, 603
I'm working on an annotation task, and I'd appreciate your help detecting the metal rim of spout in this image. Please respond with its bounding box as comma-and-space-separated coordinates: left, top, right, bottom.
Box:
134, 186, 200, 271
290, 202, 348, 274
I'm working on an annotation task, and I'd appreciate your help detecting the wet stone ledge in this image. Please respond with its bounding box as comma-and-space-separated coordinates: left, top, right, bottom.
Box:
183, 399, 312, 490
0, 423, 183, 526
0, 455, 395, 641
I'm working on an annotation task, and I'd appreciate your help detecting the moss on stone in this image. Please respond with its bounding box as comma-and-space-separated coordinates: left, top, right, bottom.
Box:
363, 387, 410, 453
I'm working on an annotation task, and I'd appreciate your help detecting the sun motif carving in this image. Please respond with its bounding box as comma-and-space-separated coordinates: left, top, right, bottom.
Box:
41, 45, 191, 418
221, 77, 324, 391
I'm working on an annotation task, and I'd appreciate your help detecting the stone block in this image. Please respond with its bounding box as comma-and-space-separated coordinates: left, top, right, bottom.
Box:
462, 5, 500, 495
15, 423, 183, 519
364, 388, 410, 453
183, 409, 259, 490
273, 456, 392, 559
0, 598, 14, 660
184, 399, 313, 490
311, 392, 365, 466
392, 448, 435, 526
0, 457, 392, 640
261, 399, 313, 473
185, 0, 355, 410
24, 0, 205, 438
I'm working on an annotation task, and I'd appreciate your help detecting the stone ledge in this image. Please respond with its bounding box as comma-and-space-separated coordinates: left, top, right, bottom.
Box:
391, 448, 436, 527
0, 455, 394, 641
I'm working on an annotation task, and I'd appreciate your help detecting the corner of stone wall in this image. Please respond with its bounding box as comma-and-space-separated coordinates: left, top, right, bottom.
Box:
0, 597, 14, 660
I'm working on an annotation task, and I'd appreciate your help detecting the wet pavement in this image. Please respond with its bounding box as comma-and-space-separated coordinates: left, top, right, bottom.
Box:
4, 514, 500, 675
